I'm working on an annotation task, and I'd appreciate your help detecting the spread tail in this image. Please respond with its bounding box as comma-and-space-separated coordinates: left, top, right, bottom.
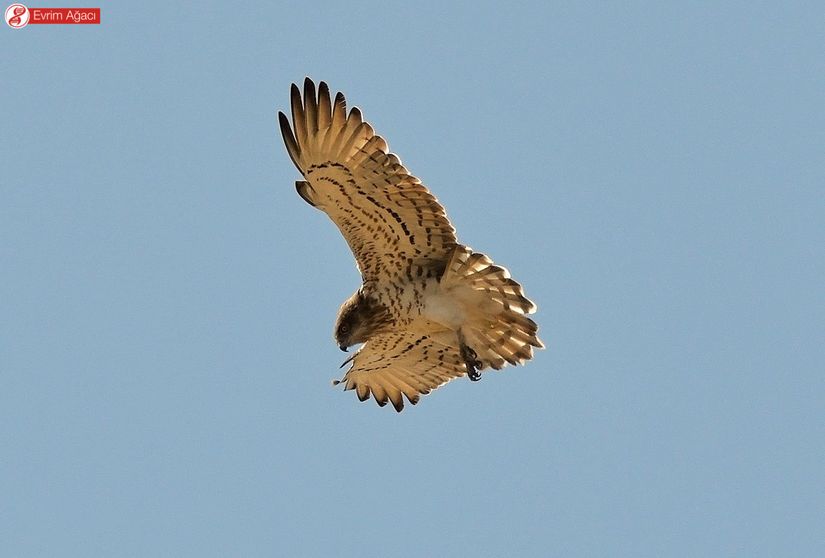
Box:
441, 246, 544, 370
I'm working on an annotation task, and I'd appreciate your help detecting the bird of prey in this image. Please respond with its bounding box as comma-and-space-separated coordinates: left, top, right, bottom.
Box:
278, 78, 543, 412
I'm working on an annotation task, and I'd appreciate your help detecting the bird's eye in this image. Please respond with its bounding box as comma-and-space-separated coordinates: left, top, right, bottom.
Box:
340, 324, 350, 334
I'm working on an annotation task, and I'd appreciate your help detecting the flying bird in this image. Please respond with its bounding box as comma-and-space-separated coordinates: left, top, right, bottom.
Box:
278, 78, 543, 412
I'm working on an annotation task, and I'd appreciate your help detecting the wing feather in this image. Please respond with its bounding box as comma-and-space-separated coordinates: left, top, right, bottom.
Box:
290, 83, 307, 148
336, 331, 468, 412
323, 92, 347, 154
278, 78, 457, 281
317, 81, 332, 130
303, 79, 318, 134
278, 112, 301, 172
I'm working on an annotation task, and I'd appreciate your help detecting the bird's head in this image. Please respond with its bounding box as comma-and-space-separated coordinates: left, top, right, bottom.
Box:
334, 291, 391, 351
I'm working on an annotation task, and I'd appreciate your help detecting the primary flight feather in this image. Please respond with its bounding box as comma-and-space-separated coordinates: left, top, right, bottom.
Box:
278, 78, 543, 412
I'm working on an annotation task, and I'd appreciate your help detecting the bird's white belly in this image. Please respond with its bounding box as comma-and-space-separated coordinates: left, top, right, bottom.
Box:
421, 288, 466, 330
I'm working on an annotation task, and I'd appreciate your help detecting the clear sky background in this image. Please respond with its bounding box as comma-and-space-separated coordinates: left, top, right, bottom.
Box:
2, 1, 823, 556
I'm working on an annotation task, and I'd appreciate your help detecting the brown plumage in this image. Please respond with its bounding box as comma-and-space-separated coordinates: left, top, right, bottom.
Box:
278, 78, 543, 412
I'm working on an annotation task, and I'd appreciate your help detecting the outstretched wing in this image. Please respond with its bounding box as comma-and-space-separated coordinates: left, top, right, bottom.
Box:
278, 78, 457, 282
334, 331, 468, 412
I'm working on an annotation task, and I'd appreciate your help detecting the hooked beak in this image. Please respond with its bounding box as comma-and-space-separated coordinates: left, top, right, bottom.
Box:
339, 344, 348, 352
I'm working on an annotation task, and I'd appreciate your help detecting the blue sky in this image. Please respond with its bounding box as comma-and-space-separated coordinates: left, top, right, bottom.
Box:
2, 1, 823, 556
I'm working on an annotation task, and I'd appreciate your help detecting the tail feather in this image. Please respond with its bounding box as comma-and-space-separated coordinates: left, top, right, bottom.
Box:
442, 246, 544, 370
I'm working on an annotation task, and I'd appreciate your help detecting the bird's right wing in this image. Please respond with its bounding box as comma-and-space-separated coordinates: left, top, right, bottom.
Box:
334, 331, 468, 412
278, 78, 458, 283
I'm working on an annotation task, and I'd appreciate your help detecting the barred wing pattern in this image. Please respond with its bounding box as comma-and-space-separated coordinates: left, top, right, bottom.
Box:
278, 79, 457, 281
334, 332, 468, 412
278, 78, 543, 412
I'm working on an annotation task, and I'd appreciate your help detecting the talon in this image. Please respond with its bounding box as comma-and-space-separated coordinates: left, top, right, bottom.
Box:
460, 344, 483, 382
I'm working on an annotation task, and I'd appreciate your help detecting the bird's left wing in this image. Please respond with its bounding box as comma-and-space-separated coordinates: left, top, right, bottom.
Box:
334, 331, 469, 412
278, 78, 458, 283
